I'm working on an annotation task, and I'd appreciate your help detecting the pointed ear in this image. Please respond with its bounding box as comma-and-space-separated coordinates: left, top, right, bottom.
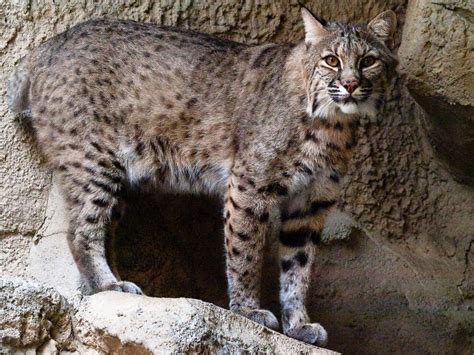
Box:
367, 10, 397, 42
301, 7, 328, 45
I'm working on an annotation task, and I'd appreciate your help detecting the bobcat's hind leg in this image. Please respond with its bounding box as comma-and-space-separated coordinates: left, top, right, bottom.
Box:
58, 147, 142, 295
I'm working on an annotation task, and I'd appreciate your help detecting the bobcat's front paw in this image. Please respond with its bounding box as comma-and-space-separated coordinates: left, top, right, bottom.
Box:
102, 281, 143, 295
237, 309, 280, 330
286, 323, 328, 346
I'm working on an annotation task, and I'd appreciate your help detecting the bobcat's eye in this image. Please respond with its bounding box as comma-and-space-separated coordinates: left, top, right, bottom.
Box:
361, 56, 376, 68
324, 56, 339, 67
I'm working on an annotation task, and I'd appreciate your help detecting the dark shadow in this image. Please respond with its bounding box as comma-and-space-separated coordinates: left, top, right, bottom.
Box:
114, 190, 229, 308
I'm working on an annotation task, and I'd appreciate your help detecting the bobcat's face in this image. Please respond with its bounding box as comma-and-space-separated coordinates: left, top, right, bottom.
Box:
301, 8, 398, 119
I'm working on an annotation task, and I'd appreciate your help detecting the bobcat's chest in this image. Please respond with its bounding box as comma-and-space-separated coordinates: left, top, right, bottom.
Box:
293, 118, 356, 179
283, 118, 357, 215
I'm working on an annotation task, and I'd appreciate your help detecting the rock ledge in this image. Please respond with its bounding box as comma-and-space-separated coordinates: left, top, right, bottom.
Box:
0, 277, 337, 354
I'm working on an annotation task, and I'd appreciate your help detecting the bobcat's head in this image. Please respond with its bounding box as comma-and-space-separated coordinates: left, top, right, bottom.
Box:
300, 7, 398, 119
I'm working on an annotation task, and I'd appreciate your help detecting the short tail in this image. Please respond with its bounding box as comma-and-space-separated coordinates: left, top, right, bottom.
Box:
7, 58, 31, 116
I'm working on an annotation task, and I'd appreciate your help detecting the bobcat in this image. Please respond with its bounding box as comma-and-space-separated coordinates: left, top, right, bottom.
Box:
7, 7, 397, 346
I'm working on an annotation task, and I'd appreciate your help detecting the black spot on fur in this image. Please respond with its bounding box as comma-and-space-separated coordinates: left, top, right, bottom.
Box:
91, 142, 103, 153
295, 252, 308, 267
229, 197, 241, 210
237, 185, 247, 192
259, 212, 270, 223
236, 232, 250, 241
259, 183, 288, 196
329, 173, 340, 183
102, 171, 122, 184
90, 179, 115, 195
186, 97, 198, 109
97, 160, 110, 169
244, 207, 254, 217
84, 166, 96, 175
305, 131, 319, 143
135, 142, 145, 155
85, 215, 99, 224
281, 259, 294, 272
92, 198, 108, 207
301, 164, 313, 175
112, 160, 126, 172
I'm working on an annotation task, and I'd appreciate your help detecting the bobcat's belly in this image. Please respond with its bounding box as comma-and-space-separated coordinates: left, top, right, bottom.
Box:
120, 139, 231, 196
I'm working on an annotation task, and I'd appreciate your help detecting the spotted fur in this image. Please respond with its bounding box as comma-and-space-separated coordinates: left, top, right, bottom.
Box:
7, 8, 397, 345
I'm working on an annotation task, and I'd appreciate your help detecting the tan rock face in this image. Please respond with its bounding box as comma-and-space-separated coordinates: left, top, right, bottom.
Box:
0, 277, 73, 352
1, 0, 473, 354
398, 0, 474, 184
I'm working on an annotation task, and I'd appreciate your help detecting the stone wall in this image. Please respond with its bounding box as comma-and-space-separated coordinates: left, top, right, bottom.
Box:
1, 0, 472, 354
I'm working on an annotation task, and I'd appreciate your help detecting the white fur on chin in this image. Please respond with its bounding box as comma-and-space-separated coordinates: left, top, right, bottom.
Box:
338, 100, 378, 118
339, 102, 359, 114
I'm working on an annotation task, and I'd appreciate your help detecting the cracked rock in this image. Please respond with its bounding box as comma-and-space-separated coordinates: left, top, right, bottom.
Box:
0, 276, 73, 353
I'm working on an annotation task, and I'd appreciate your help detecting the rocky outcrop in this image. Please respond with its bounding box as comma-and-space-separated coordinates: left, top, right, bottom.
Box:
0, 276, 334, 354
398, 0, 474, 185
0, 277, 73, 353
74, 292, 335, 354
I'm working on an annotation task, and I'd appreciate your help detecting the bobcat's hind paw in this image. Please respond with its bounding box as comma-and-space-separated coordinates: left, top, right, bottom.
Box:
103, 281, 143, 295
244, 309, 279, 330
286, 323, 328, 346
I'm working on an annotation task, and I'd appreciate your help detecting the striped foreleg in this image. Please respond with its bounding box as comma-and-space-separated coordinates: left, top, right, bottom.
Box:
279, 200, 336, 345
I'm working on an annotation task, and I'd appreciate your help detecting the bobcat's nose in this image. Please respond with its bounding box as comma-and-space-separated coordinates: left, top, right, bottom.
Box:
341, 79, 359, 94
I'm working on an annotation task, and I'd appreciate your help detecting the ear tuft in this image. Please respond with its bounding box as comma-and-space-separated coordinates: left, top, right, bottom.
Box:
301, 7, 328, 45
367, 10, 397, 43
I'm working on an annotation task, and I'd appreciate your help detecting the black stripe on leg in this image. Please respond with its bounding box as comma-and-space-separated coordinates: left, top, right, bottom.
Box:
279, 229, 311, 247
281, 200, 336, 221
310, 231, 322, 244
310, 200, 336, 212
